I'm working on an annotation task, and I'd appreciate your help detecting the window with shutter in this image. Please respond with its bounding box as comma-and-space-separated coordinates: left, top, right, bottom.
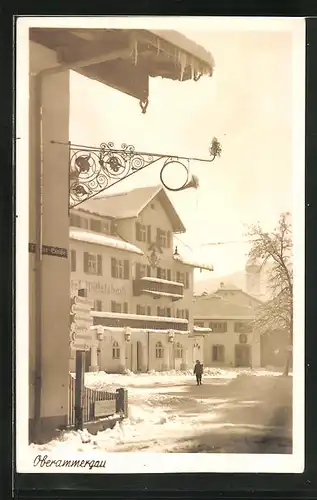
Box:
167, 269, 171, 281
81, 218, 89, 229
136, 222, 141, 241
136, 263, 141, 280
123, 302, 128, 314
157, 306, 161, 316
136, 305, 140, 315
70, 214, 81, 227
94, 300, 102, 311
124, 260, 129, 280
185, 309, 189, 320
83, 252, 89, 273
212, 345, 217, 361
97, 254, 102, 276
111, 301, 116, 312
111, 258, 117, 278
209, 322, 227, 333
147, 225, 151, 243
220, 345, 225, 361
71, 249, 76, 272
147, 306, 151, 316
176, 271, 180, 283
157, 267, 161, 278
166, 308, 171, 317
176, 309, 179, 318
90, 218, 102, 232
167, 231, 171, 248
185, 273, 189, 289
156, 228, 161, 244
146, 265, 151, 277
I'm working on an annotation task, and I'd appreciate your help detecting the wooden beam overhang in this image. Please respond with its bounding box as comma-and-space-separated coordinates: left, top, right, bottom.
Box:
29, 28, 215, 104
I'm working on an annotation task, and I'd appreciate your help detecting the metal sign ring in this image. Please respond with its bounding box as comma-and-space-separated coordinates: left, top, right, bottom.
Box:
159, 160, 189, 192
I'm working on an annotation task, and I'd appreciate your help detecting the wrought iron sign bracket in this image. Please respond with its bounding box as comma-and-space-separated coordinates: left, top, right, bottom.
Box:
50, 137, 222, 209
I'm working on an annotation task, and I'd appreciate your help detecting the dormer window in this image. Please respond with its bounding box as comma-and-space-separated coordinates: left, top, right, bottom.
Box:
70, 213, 88, 229
90, 218, 102, 232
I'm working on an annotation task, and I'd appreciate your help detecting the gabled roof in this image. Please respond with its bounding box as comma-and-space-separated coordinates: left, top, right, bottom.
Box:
215, 284, 264, 304
173, 253, 214, 271
217, 282, 240, 291
76, 185, 186, 233
193, 294, 257, 320
69, 227, 143, 255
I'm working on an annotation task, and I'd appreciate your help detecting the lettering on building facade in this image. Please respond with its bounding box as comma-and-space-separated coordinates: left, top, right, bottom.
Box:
71, 280, 126, 296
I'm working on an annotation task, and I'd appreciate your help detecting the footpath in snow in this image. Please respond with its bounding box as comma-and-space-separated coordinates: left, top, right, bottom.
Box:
30, 368, 292, 454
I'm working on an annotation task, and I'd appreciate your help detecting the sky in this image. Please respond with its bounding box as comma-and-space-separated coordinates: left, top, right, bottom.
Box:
69, 25, 294, 281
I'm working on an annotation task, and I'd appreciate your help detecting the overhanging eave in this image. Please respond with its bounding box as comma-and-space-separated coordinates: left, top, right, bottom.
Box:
29, 28, 215, 103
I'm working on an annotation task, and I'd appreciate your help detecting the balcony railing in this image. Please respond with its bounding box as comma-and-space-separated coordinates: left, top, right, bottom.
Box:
92, 311, 188, 332
133, 276, 184, 301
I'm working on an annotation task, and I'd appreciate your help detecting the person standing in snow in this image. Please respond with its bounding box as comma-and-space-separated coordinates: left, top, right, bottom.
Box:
194, 360, 203, 385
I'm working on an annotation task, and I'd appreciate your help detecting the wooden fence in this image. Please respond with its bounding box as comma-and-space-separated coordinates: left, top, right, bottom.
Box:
67, 373, 128, 427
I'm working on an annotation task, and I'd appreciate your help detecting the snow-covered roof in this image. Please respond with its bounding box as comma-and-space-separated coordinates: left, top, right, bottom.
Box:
193, 294, 256, 320
193, 326, 212, 333
75, 185, 186, 233
215, 282, 264, 304
69, 227, 144, 255
141, 276, 184, 287
173, 254, 214, 271
93, 325, 189, 335
217, 282, 241, 291
91, 310, 188, 324
143, 290, 184, 299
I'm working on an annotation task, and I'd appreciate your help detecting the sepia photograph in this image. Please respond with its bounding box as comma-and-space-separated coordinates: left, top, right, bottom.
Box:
16, 16, 305, 474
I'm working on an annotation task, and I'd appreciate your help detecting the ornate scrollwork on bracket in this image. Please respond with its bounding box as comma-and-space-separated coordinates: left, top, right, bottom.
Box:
64, 137, 222, 209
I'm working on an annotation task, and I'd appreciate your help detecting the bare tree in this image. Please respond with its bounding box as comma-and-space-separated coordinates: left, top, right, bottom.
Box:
247, 212, 293, 375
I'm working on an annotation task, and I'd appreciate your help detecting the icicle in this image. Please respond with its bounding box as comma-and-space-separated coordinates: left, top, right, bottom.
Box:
190, 56, 195, 80
133, 38, 138, 66
179, 51, 186, 82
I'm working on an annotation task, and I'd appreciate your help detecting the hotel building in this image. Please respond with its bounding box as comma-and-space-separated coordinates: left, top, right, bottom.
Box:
69, 185, 212, 373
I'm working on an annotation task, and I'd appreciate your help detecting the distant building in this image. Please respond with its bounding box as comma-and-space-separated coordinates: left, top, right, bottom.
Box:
214, 282, 264, 309
69, 185, 211, 373
245, 257, 262, 296
194, 257, 272, 302
193, 293, 261, 368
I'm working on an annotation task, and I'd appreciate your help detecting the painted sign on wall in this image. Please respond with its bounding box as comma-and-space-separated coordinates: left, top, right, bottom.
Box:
71, 280, 126, 296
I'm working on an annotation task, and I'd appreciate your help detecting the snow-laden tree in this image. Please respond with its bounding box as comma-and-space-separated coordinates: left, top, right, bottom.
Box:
247, 212, 293, 376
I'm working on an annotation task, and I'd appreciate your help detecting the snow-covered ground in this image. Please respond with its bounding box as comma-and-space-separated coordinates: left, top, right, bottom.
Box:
83, 366, 286, 391
30, 368, 292, 455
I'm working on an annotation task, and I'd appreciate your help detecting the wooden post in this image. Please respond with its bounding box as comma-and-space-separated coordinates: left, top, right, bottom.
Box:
116, 388, 128, 417
74, 288, 87, 430
75, 350, 85, 430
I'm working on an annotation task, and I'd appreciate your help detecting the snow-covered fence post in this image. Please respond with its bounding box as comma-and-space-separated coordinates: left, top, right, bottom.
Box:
116, 388, 128, 417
